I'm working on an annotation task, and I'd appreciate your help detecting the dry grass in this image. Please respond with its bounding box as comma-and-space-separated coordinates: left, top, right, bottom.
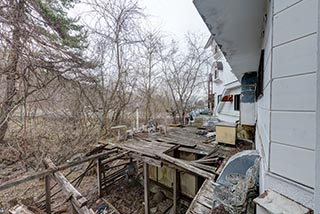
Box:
0, 116, 101, 211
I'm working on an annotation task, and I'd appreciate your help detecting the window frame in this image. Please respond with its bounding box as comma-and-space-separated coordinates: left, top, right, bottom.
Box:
234, 94, 241, 111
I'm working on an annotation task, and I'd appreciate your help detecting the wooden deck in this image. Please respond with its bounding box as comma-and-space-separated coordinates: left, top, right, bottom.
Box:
116, 139, 174, 157
99, 127, 252, 213
186, 178, 216, 214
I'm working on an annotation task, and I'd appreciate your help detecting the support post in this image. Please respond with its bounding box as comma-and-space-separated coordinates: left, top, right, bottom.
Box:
97, 158, 102, 198
143, 162, 149, 214
173, 149, 180, 214
173, 169, 179, 214
45, 175, 51, 214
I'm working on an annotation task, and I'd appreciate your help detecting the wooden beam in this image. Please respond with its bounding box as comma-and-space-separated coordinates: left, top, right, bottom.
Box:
193, 157, 220, 164
164, 145, 180, 154
45, 175, 51, 214
157, 153, 215, 179
44, 158, 95, 214
129, 153, 163, 168
186, 162, 218, 175
0, 149, 124, 191
144, 162, 150, 214
97, 158, 102, 198
177, 147, 209, 155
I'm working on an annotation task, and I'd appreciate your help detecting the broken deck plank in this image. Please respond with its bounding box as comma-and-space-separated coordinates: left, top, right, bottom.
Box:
186, 161, 218, 175
101, 198, 121, 214
44, 158, 95, 214
186, 178, 216, 214
9, 204, 35, 214
0, 149, 121, 191
157, 153, 215, 179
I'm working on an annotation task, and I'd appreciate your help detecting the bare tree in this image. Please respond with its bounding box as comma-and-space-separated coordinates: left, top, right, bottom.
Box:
80, 0, 144, 134
136, 31, 163, 121
162, 35, 211, 124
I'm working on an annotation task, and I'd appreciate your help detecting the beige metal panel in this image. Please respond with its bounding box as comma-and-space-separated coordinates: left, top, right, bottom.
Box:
180, 173, 196, 198
179, 152, 197, 198
158, 165, 174, 188
216, 124, 236, 145
149, 165, 158, 181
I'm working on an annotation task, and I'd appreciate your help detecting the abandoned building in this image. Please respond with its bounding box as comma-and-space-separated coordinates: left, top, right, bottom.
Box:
194, 0, 320, 213
205, 36, 241, 124
1, 0, 320, 214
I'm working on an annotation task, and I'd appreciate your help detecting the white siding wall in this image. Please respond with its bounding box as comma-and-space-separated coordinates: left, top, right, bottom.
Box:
256, 0, 317, 209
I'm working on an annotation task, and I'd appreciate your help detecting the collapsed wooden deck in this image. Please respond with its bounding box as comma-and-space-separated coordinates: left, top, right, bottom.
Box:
186, 178, 216, 214
2, 126, 251, 214
99, 126, 248, 213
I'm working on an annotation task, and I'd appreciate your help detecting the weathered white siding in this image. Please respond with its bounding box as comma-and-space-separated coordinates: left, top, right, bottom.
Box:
256, 0, 317, 209
273, 0, 317, 46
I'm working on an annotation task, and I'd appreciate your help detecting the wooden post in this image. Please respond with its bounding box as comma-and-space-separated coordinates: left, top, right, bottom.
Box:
173, 169, 178, 214
173, 148, 180, 214
143, 162, 149, 214
45, 175, 51, 214
97, 158, 102, 198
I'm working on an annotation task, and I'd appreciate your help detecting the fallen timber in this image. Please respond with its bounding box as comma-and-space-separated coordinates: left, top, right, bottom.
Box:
0, 149, 124, 191
44, 158, 95, 214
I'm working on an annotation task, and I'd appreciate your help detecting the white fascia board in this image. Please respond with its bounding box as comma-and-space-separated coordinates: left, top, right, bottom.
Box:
193, 0, 267, 79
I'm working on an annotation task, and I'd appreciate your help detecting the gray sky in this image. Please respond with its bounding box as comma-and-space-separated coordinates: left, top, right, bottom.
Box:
71, 0, 211, 48
139, 0, 210, 45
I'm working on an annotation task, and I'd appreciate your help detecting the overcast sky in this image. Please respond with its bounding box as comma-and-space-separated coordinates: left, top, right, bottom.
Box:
71, 0, 210, 48
139, 0, 210, 45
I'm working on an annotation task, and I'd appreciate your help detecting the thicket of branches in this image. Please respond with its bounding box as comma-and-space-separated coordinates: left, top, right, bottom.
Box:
0, 0, 211, 166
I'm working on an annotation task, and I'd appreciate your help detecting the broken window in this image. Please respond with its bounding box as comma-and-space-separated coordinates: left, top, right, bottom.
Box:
234, 94, 240, 111
214, 69, 219, 80
216, 61, 223, 71
256, 50, 265, 99
214, 61, 223, 80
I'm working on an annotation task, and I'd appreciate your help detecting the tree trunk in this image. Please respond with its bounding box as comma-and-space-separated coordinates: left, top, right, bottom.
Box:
0, 0, 23, 142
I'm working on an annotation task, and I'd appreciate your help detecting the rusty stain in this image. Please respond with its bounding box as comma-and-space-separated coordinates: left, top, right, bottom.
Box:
257, 190, 268, 199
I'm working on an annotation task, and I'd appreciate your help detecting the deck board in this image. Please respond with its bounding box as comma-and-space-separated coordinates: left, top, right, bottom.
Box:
186, 178, 216, 214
